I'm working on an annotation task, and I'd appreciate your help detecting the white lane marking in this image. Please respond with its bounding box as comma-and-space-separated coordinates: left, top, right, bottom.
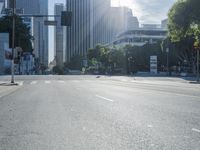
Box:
95, 95, 114, 102
184, 136, 190, 139
147, 125, 153, 128
150, 144, 155, 147
72, 80, 80, 83
192, 128, 200, 133
45, 81, 51, 84
18, 81, 24, 86
121, 79, 128, 82
58, 80, 65, 83
30, 81, 37, 85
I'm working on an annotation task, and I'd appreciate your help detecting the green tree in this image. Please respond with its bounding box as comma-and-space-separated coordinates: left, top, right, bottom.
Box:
168, 0, 200, 43
65, 55, 83, 70
168, 0, 200, 73
0, 15, 33, 52
88, 44, 110, 64
53, 65, 64, 75
109, 48, 126, 69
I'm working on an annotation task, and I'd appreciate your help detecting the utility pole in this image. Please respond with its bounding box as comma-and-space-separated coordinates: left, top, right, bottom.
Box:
11, 0, 16, 83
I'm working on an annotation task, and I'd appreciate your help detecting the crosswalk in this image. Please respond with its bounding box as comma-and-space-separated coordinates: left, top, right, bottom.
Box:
12, 80, 87, 86
30, 81, 37, 85
13, 79, 132, 86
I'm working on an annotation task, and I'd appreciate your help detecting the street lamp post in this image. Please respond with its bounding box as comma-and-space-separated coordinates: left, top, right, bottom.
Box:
11, 0, 16, 83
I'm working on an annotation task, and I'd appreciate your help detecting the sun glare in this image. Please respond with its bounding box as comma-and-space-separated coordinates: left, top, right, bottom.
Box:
111, 0, 133, 8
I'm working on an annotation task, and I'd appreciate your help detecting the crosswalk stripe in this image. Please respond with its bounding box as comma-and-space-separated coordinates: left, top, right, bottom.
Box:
121, 79, 128, 82
45, 81, 51, 84
30, 81, 37, 85
71, 80, 80, 83
18, 81, 24, 86
58, 80, 65, 83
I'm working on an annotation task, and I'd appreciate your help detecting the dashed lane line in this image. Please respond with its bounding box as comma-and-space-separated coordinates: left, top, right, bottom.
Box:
147, 125, 153, 128
192, 128, 200, 133
71, 80, 80, 83
95, 95, 114, 102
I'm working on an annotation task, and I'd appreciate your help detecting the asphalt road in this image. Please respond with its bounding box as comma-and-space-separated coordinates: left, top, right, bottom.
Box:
0, 75, 200, 150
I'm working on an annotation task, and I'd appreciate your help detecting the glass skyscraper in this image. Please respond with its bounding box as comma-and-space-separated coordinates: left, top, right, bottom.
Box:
54, 3, 64, 66
65, 0, 112, 62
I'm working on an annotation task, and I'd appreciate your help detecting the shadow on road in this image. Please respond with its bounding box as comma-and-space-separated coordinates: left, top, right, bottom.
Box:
0, 83, 19, 86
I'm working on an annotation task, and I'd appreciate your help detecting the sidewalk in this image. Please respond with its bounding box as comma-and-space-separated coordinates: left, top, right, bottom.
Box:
0, 82, 21, 99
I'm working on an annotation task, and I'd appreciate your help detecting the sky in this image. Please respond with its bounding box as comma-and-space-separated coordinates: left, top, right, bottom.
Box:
111, 0, 176, 24
48, 0, 176, 62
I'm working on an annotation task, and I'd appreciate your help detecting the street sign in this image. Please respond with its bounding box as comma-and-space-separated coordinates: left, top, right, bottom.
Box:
44, 20, 57, 26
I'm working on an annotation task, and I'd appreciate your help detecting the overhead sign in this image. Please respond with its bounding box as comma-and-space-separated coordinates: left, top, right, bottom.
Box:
44, 20, 57, 26
150, 56, 157, 74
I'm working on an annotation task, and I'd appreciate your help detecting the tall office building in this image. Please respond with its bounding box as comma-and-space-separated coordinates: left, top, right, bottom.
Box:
54, 3, 64, 66
126, 9, 139, 30
7, 0, 49, 66
65, 0, 111, 62
128, 16, 139, 30
161, 19, 168, 30
65, 0, 135, 62
65, 0, 93, 62
92, 0, 111, 45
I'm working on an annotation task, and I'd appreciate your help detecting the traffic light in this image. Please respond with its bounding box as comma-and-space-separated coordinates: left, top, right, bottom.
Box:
61, 11, 72, 26
8, 0, 16, 9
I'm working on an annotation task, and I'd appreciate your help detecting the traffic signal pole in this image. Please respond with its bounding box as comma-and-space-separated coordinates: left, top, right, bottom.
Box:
11, 0, 16, 84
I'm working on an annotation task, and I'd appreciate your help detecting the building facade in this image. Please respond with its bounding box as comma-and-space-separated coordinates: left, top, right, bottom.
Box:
65, 0, 93, 62
54, 3, 64, 66
128, 16, 139, 30
0, 33, 11, 74
111, 29, 167, 48
14, 0, 49, 67
92, 0, 111, 46
64, 0, 138, 62
161, 19, 168, 30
